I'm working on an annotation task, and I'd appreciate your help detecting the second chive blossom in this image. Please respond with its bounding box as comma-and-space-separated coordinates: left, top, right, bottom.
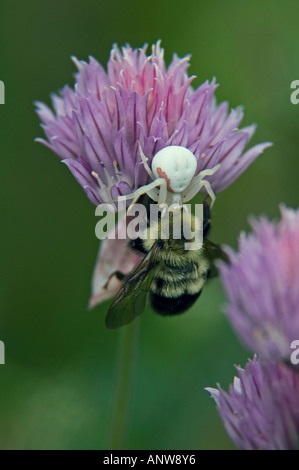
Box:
219, 206, 299, 364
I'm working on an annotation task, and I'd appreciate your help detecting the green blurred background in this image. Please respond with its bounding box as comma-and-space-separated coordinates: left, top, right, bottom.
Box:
0, 0, 298, 450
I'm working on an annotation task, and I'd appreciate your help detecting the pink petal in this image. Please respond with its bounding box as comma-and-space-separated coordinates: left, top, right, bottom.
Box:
88, 218, 142, 308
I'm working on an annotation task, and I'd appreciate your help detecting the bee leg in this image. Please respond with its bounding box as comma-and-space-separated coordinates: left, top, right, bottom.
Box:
203, 200, 211, 238
103, 270, 126, 289
129, 238, 148, 255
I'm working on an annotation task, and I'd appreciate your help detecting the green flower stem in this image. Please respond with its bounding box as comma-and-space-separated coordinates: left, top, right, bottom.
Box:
108, 319, 139, 450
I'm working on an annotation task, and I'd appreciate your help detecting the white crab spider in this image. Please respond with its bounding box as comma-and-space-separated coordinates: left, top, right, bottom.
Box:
114, 144, 221, 213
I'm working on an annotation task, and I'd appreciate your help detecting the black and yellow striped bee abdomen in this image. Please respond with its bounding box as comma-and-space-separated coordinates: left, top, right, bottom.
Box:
129, 209, 211, 317
149, 249, 209, 315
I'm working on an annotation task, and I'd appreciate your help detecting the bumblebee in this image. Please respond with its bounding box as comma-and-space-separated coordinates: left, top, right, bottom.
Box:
105, 201, 227, 329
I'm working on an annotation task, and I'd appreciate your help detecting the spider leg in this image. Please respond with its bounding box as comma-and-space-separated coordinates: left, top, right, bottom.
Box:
182, 178, 203, 202
182, 164, 221, 203
147, 188, 159, 202
197, 164, 221, 178
157, 178, 167, 206
127, 187, 159, 216
199, 179, 216, 207
127, 178, 167, 212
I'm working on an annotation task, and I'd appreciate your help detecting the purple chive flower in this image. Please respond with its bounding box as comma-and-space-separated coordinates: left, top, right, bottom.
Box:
206, 356, 299, 450
36, 41, 271, 206
35, 42, 271, 307
219, 206, 299, 364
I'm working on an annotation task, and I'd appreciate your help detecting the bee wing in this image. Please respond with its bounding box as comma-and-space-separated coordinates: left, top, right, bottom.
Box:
204, 239, 229, 279
105, 242, 161, 329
